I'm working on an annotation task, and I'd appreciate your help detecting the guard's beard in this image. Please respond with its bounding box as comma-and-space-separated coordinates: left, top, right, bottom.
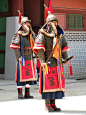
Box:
22, 25, 30, 36
51, 22, 57, 35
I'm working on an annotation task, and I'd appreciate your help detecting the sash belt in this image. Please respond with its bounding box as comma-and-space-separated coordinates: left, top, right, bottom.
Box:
24, 49, 33, 55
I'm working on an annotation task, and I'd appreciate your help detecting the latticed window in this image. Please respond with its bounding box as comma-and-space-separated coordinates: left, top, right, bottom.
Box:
68, 14, 84, 30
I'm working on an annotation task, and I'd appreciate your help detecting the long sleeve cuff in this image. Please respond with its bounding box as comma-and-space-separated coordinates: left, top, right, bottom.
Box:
14, 49, 21, 60
62, 52, 68, 60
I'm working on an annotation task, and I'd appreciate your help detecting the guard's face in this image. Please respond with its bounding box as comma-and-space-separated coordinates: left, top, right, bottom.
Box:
25, 22, 30, 28
53, 21, 58, 27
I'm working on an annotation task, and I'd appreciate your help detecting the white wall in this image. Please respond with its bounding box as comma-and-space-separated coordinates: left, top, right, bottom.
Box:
5, 17, 20, 80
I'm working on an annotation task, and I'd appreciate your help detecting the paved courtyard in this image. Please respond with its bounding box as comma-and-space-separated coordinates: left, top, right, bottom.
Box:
0, 79, 86, 115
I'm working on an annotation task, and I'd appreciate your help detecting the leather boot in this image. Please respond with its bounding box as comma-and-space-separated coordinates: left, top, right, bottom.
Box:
24, 87, 34, 99
50, 100, 61, 111
17, 88, 24, 99
45, 99, 54, 112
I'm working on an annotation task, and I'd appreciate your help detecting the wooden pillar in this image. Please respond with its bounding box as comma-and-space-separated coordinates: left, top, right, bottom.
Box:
11, 0, 24, 16
44, 0, 48, 7
40, 0, 44, 26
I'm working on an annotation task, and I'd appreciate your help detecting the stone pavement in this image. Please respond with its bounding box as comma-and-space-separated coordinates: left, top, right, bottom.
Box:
0, 79, 86, 115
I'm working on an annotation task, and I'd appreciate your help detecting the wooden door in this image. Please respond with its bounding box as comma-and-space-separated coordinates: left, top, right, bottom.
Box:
0, 17, 6, 74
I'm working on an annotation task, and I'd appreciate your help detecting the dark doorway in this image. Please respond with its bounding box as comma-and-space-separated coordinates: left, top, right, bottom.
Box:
23, 0, 44, 34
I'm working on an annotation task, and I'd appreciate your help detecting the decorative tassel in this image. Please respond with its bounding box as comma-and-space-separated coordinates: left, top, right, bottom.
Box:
45, 64, 48, 75
48, 0, 53, 14
70, 60, 73, 75
45, 7, 48, 22
42, 63, 48, 75
18, 10, 22, 24
44, 4, 48, 22
19, 12, 22, 23
44, 0, 53, 22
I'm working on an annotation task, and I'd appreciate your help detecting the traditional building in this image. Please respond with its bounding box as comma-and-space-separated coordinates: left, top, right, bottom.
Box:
50, 0, 86, 79
0, 0, 86, 80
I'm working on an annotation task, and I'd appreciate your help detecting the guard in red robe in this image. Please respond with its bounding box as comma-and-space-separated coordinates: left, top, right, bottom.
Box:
33, 13, 69, 112
10, 17, 37, 99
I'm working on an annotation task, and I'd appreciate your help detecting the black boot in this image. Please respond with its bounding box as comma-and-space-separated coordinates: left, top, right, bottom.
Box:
50, 100, 61, 112
37, 75, 39, 82
45, 99, 54, 112
17, 88, 24, 99
24, 87, 34, 99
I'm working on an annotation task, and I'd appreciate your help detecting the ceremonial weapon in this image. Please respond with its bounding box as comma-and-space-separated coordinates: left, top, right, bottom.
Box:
62, 55, 75, 63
